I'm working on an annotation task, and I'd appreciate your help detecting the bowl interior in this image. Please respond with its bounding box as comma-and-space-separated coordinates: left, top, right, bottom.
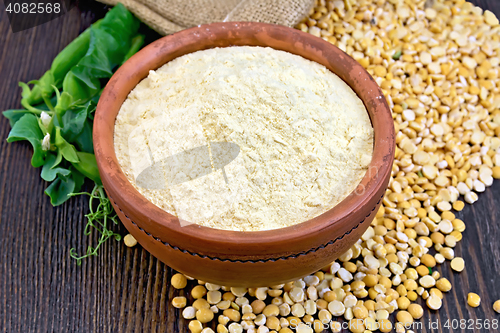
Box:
94, 22, 395, 258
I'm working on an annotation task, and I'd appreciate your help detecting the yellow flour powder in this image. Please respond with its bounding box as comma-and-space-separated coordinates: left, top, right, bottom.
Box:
114, 46, 373, 231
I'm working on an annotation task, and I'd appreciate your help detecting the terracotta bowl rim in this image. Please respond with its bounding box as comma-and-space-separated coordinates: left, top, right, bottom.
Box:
94, 22, 394, 254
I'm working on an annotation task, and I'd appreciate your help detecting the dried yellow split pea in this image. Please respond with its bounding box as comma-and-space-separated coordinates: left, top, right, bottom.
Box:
123, 234, 137, 247
467, 293, 481, 308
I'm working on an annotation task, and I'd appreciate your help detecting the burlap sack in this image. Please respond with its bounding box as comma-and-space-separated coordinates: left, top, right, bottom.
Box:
97, 0, 315, 35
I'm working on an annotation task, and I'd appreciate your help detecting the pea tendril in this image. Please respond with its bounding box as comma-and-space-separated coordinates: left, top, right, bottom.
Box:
69, 184, 121, 265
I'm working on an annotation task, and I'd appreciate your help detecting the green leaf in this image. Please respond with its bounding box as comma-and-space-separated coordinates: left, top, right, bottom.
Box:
392, 50, 402, 60
44, 174, 76, 206
6, 114, 46, 167
3, 109, 33, 127
51, 27, 92, 86
73, 120, 94, 153
37, 117, 50, 136
44, 168, 85, 206
38, 70, 56, 98
54, 127, 79, 163
41, 153, 71, 182
54, 91, 74, 117
61, 101, 94, 142
71, 167, 85, 193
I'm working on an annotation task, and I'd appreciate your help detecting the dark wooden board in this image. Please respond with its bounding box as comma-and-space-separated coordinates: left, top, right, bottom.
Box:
0, 1, 499, 332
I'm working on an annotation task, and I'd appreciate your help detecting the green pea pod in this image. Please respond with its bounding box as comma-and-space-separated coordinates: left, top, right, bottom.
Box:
50, 29, 91, 86
71, 151, 102, 185
121, 34, 145, 65
54, 91, 74, 119
19, 20, 104, 109
62, 71, 100, 104
50, 19, 104, 85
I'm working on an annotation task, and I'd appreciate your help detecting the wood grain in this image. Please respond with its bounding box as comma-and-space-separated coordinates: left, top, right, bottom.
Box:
0, 1, 499, 332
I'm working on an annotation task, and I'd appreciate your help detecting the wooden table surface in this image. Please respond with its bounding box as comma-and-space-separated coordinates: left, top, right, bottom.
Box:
1, 1, 500, 332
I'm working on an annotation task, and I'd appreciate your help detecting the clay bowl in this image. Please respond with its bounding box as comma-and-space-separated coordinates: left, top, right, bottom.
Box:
94, 22, 395, 287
